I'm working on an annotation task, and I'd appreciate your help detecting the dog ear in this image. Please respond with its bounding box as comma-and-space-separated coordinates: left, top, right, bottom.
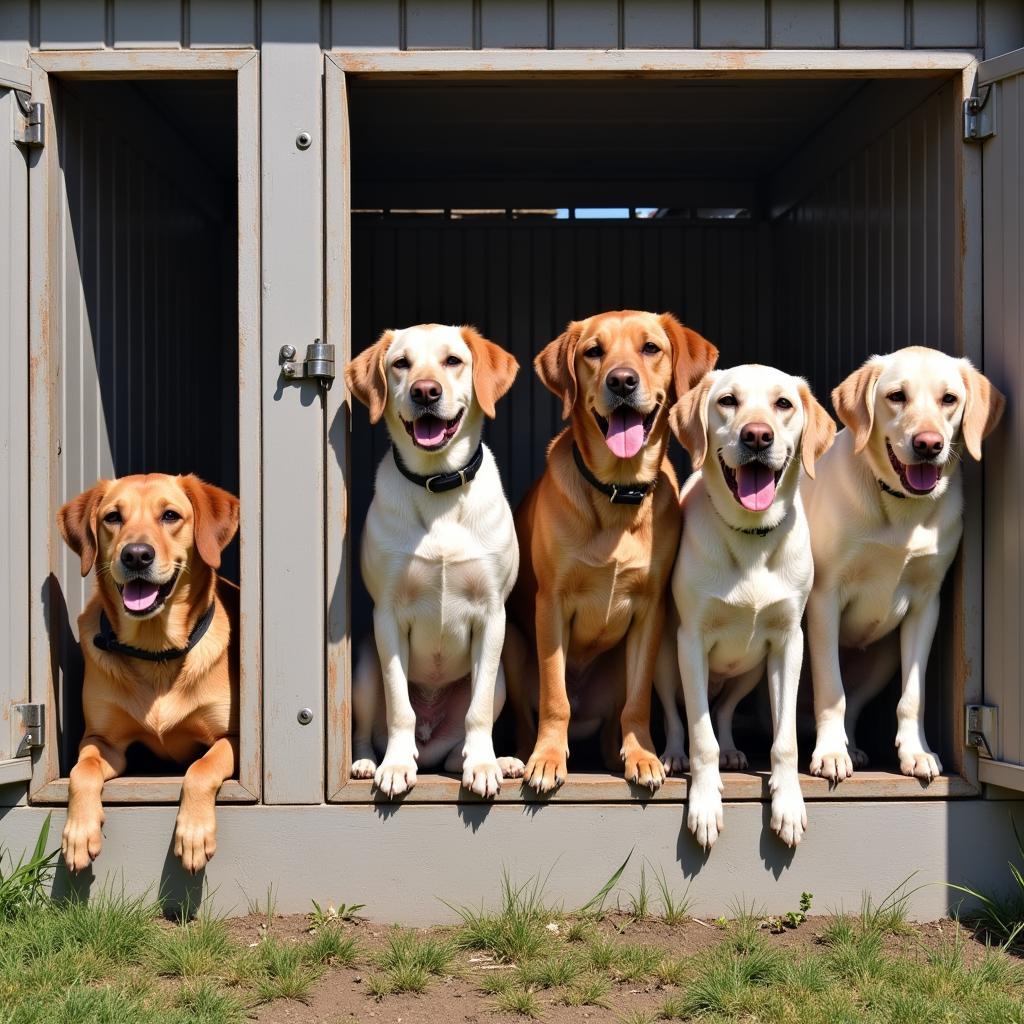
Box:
659, 313, 719, 401
461, 326, 519, 419
959, 362, 1006, 460
797, 381, 837, 479
832, 359, 882, 454
669, 374, 714, 470
57, 481, 110, 577
534, 323, 583, 420
179, 476, 240, 570
344, 330, 394, 424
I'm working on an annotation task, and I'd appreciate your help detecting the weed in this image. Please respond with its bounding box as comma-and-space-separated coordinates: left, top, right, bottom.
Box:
518, 952, 583, 989
624, 863, 651, 921
303, 926, 360, 967
492, 984, 542, 1018
655, 956, 689, 987
309, 899, 365, 929
245, 884, 277, 930
452, 870, 553, 963
578, 850, 633, 917
565, 918, 593, 943
174, 979, 246, 1024
365, 972, 395, 1000
766, 891, 813, 933
151, 911, 234, 979
586, 934, 618, 971
616, 1010, 658, 1024
650, 863, 693, 925
614, 942, 663, 982
859, 876, 916, 935
376, 929, 456, 976
558, 975, 611, 1007
0, 814, 58, 922
248, 938, 318, 1003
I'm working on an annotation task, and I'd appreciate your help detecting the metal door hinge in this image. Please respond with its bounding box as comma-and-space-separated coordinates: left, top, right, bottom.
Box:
965, 703, 997, 759
964, 87, 994, 142
13, 91, 44, 148
12, 703, 44, 758
279, 341, 335, 391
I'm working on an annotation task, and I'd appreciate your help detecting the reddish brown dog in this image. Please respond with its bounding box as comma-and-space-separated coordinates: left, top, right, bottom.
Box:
57, 474, 239, 874
505, 310, 718, 792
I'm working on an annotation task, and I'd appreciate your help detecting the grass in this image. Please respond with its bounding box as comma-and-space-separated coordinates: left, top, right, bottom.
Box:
0, 815, 58, 922
365, 929, 458, 998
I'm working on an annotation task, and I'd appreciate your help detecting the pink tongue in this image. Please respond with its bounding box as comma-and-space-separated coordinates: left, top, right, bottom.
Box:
736, 463, 776, 512
605, 408, 645, 458
413, 415, 446, 447
906, 462, 939, 492
123, 579, 160, 613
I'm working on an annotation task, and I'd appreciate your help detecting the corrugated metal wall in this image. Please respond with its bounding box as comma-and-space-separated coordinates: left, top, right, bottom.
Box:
51, 79, 238, 771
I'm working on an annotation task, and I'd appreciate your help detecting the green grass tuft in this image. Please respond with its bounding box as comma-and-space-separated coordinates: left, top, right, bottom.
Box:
451, 870, 553, 963
492, 984, 543, 1018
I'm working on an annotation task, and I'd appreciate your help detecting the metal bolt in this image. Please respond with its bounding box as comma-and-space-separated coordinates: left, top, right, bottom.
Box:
280, 344, 297, 361
295, 131, 312, 151
297, 707, 314, 725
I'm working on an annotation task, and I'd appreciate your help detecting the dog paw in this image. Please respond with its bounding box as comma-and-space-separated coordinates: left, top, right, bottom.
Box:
809, 748, 854, 783
374, 761, 417, 798
687, 775, 724, 850
898, 749, 942, 782
351, 758, 377, 779
769, 779, 807, 848
849, 746, 870, 769
719, 748, 748, 771
497, 756, 525, 779
174, 809, 217, 874
524, 746, 567, 793
661, 750, 690, 775
623, 749, 665, 791
463, 761, 503, 798
62, 814, 104, 873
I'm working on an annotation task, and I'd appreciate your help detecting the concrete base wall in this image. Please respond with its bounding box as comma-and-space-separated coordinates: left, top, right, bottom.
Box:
2, 799, 1023, 924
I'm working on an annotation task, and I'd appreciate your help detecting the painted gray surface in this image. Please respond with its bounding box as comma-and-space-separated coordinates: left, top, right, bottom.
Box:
982, 54, 1024, 777
1, 800, 1022, 922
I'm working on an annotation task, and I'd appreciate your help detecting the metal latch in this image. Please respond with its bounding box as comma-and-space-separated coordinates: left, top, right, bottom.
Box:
963, 87, 994, 142
965, 703, 997, 759
13, 91, 44, 148
279, 341, 335, 391
12, 703, 44, 757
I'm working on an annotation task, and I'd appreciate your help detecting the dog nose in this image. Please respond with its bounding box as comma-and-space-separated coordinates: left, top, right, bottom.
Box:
741, 421, 774, 451
913, 431, 944, 459
120, 543, 155, 571
410, 379, 442, 407
606, 366, 639, 396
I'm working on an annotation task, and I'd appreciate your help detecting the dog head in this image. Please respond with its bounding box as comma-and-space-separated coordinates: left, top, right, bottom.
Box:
832, 347, 1005, 498
58, 474, 239, 620
671, 365, 835, 524
536, 310, 717, 470
345, 324, 518, 467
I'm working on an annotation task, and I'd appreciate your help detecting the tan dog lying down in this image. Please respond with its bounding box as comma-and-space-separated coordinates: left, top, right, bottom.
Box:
57, 474, 240, 873
668, 365, 835, 848
505, 310, 717, 792
805, 347, 1005, 782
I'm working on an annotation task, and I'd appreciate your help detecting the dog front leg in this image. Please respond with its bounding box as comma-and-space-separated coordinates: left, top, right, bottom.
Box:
351, 635, 382, 779
525, 595, 571, 793
678, 630, 721, 849
373, 608, 419, 798
807, 585, 853, 782
766, 632, 807, 847
895, 594, 943, 781
654, 625, 688, 774
622, 603, 667, 791
175, 735, 237, 874
63, 735, 127, 872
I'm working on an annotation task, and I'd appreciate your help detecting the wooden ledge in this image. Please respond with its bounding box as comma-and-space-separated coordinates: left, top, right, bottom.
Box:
31, 778, 258, 805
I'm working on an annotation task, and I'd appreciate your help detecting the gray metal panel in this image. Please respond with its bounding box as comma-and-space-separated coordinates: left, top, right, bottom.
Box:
0, 0, 30, 65
982, 0, 1024, 59
481, 0, 550, 48
39, 0, 106, 49
698, 0, 767, 47
113, 0, 181, 48
189, 0, 258, 48
838, 0, 906, 47
553, 0, 620, 48
0, 89, 29, 778
769, 0, 836, 47
981, 64, 1024, 781
407, 0, 474, 48
912, 0, 978, 47
331, 0, 402, 48
624, 0, 695, 48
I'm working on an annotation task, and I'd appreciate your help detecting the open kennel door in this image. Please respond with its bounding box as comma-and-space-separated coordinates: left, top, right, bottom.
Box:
0, 72, 34, 796
979, 47, 1024, 793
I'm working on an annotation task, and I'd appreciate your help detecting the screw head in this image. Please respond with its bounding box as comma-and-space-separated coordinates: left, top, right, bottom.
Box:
280, 344, 297, 361
296, 131, 312, 151
297, 707, 314, 726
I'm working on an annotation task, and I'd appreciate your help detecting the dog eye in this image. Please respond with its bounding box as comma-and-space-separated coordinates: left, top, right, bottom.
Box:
392, 357, 410, 370
444, 355, 463, 367
942, 392, 958, 406
775, 397, 793, 410
887, 390, 906, 403
717, 395, 738, 407
584, 345, 603, 359
641, 341, 660, 355
161, 510, 181, 523
103, 510, 122, 525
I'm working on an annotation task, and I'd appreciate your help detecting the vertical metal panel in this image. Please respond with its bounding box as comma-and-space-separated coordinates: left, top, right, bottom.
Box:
912, 0, 978, 47
260, 2, 325, 803
0, 0, 30, 65
838, 0, 906, 47
769, 0, 836, 46
623, 0, 695, 48
113, 0, 181, 48
981, 59, 1024, 778
189, 0, 258, 48
0, 89, 30, 788
331, 0, 402, 48
407, 0, 474, 48
39, 0, 107, 49
480, 0, 550, 48
553, 0, 619, 48
698, 0, 767, 47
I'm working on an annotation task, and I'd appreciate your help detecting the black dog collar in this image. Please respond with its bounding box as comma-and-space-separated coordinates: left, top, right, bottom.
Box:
878, 479, 907, 500
572, 444, 654, 506
713, 501, 787, 537
392, 443, 484, 494
94, 602, 216, 663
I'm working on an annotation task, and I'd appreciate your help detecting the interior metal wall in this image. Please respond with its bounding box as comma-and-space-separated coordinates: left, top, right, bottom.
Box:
51, 80, 238, 772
